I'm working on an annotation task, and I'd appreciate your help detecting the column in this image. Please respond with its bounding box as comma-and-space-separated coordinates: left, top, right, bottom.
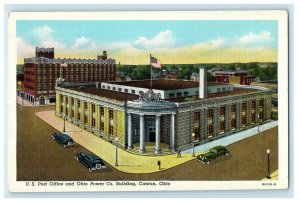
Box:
155, 114, 161, 154
139, 114, 145, 153
127, 113, 133, 150
169, 113, 175, 151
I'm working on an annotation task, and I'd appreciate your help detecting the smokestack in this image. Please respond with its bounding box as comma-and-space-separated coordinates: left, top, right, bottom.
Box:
199, 67, 207, 99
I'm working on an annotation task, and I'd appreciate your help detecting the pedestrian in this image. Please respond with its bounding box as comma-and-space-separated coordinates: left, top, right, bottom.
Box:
157, 160, 161, 170
177, 148, 181, 158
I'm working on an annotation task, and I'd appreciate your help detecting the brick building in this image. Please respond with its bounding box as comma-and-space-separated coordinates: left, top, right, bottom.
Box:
214, 70, 255, 85
22, 47, 116, 105
55, 68, 272, 154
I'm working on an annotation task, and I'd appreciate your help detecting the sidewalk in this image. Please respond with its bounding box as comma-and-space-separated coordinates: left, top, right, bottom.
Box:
262, 170, 279, 180
17, 96, 55, 107
36, 110, 278, 174
17, 96, 34, 107
36, 110, 194, 174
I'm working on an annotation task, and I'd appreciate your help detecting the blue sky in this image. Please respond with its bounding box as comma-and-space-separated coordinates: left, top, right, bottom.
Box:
17, 20, 278, 64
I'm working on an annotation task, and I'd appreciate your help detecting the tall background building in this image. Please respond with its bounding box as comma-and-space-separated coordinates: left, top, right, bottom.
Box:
21, 47, 116, 105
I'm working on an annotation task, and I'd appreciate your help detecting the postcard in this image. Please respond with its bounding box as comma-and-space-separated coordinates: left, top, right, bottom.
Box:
8, 11, 288, 192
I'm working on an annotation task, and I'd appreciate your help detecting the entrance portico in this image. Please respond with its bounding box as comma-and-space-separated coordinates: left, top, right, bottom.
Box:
127, 89, 177, 154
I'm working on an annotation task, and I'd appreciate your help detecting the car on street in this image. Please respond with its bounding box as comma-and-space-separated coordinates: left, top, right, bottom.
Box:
52, 132, 75, 147
196, 145, 230, 165
75, 152, 106, 172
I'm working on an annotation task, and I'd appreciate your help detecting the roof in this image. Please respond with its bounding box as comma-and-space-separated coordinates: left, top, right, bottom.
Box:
105, 79, 226, 90
67, 86, 138, 102
214, 70, 248, 75
66, 85, 257, 103
168, 88, 257, 102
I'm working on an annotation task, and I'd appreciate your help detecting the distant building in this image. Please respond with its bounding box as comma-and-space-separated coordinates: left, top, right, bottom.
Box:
125, 75, 132, 81
214, 70, 255, 85
190, 72, 199, 81
21, 47, 116, 105
162, 72, 179, 80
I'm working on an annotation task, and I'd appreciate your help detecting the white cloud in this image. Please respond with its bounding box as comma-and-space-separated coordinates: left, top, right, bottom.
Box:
31, 25, 66, 50
134, 29, 175, 49
190, 38, 225, 50
71, 36, 91, 49
32, 25, 54, 41
238, 31, 272, 46
40, 40, 66, 50
17, 37, 35, 59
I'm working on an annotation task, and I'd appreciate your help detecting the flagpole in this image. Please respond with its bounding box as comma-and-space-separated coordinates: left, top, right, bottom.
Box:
150, 54, 152, 89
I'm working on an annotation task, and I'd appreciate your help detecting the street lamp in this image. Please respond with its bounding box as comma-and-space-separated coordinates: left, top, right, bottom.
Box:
115, 137, 119, 166
192, 132, 195, 157
266, 149, 271, 179
63, 114, 66, 133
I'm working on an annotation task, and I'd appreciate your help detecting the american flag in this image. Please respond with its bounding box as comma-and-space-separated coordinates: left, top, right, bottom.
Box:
60, 63, 68, 67
150, 56, 162, 69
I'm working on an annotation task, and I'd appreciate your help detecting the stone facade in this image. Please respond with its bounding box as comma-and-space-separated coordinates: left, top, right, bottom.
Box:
55, 82, 272, 154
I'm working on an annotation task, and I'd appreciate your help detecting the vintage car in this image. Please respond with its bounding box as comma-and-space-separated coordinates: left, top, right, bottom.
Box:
75, 152, 106, 172
196, 146, 230, 164
51, 132, 75, 147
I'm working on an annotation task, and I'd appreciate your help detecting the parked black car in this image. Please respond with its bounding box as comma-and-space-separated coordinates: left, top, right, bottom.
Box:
52, 132, 75, 147
75, 152, 106, 172
196, 146, 230, 165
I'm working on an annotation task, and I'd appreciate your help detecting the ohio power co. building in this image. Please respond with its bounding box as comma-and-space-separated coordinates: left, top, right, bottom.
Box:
21, 47, 116, 105
55, 68, 272, 154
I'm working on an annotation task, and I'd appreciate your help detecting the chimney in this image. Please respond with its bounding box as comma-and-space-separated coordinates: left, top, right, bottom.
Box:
199, 67, 207, 99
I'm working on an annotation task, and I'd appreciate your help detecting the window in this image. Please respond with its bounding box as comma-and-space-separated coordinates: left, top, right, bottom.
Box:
208, 109, 213, 119
84, 114, 88, 124
176, 92, 182, 97
131, 90, 135, 94
242, 102, 246, 111
194, 112, 200, 123
220, 121, 225, 133
251, 100, 256, 110
109, 109, 114, 135
220, 106, 225, 116
118, 88, 121, 92
125, 89, 128, 93
113, 87, 116, 91
259, 99, 264, 107
169, 93, 175, 98
92, 117, 96, 127
92, 104, 95, 113
251, 112, 256, 123
100, 107, 104, 131
208, 125, 213, 137
242, 116, 246, 126
71, 98, 74, 107
184, 92, 189, 96
194, 112, 200, 140
231, 118, 236, 129
84, 102, 88, 111
231, 104, 236, 113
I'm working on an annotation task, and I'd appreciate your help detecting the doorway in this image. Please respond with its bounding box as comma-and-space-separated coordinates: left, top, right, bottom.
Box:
149, 131, 155, 142
39, 96, 46, 105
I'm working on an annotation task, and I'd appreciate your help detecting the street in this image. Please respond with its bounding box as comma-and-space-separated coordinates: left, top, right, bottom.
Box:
17, 104, 278, 181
